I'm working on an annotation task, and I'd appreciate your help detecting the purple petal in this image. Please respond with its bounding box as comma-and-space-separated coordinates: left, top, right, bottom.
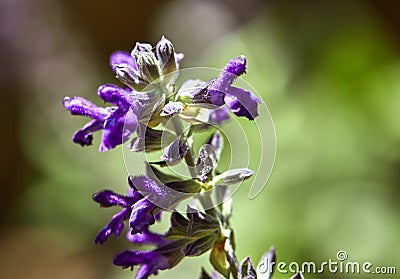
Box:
209, 106, 230, 125
94, 208, 130, 245
72, 119, 103, 146
113, 250, 170, 278
209, 88, 225, 106
129, 176, 169, 201
93, 189, 139, 208
129, 176, 190, 211
160, 101, 183, 116
208, 131, 223, 160
212, 56, 247, 93
208, 56, 248, 107
224, 86, 262, 120
63, 96, 109, 120
97, 84, 133, 109
127, 228, 168, 246
223, 55, 247, 76
110, 50, 137, 71
99, 108, 138, 152
129, 198, 156, 234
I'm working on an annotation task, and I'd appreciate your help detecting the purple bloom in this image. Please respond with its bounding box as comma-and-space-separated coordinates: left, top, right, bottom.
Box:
101, 108, 138, 152
129, 175, 188, 210
209, 56, 262, 120
208, 106, 230, 125
127, 227, 169, 246
129, 198, 158, 234
113, 250, 175, 279
114, 239, 188, 279
93, 188, 141, 244
64, 37, 184, 151
94, 207, 131, 245
93, 176, 173, 244
63, 93, 138, 152
110, 51, 137, 71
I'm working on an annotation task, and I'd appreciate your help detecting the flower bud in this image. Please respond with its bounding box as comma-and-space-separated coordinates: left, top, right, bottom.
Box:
161, 101, 184, 116
212, 168, 254, 186
114, 64, 141, 86
161, 139, 188, 165
131, 42, 152, 54
156, 36, 177, 75
134, 51, 160, 83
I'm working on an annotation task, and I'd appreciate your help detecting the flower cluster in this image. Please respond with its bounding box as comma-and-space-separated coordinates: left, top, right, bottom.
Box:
63, 37, 303, 279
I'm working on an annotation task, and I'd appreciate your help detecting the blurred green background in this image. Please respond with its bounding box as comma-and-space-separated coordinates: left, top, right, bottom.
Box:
1, 0, 399, 278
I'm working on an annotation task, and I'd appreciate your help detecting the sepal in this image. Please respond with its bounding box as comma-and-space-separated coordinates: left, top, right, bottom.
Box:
212, 168, 254, 187
239, 257, 257, 279
257, 246, 276, 279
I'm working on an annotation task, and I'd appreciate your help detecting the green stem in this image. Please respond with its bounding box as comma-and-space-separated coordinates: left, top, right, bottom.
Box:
171, 116, 239, 278
170, 116, 197, 178
226, 234, 239, 279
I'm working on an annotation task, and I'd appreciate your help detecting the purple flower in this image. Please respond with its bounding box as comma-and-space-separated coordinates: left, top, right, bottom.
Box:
127, 227, 169, 246
208, 106, 230, 125
128, 175, 189, 210
63, 93, 138, 152
129, 197, 158, 234
64, 37, 184, 151
113, 250, 178, 279
93, 176, 172, 244
209, 56, 262, 120
92, 188, 141, 244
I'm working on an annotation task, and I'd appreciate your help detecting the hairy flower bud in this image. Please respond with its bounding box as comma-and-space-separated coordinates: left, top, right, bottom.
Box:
132, 42, 153, 53
156, 36, 177, 76
114, 64, 141, 87
134, 51, 160, 83
212, 168, 254, 186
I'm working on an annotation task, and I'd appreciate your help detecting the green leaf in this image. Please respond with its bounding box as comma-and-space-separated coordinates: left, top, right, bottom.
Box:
145, 163, 182, 183
166, 179, 202, 193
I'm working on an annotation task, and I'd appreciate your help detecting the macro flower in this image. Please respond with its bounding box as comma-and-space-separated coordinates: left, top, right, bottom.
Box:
114, 209, 221, 279
92, 176, 170, 244
113, 243, 185, 279
127, 227, 168, 246
63, 36, 286, 279
174, 56, 261, 122
63, 95, 138, 152
63, 37, 182, 152
111, 36, 183, 90
209, 56, 262, 120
